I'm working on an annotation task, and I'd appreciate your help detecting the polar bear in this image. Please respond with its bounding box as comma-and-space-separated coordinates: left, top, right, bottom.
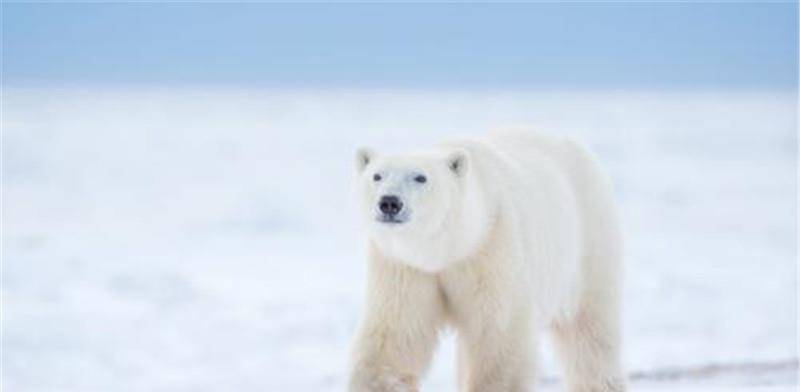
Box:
349, 132, 625, 392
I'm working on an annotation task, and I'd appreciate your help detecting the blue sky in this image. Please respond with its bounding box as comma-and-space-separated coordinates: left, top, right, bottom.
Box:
3, 2, 798, 89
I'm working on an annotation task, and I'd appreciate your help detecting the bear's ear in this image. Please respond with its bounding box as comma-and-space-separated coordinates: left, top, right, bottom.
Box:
447, 149, 468, 176
355, 147, 375, 173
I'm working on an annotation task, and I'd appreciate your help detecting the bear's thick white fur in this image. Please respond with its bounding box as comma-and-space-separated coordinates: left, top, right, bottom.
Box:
349, 132, 625, 392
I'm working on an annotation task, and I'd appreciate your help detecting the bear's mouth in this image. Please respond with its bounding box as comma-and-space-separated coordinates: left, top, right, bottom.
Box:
376, 215, 406, 225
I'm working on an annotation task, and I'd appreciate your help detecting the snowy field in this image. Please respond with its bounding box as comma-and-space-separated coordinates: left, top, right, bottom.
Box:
3, 88, 797, 391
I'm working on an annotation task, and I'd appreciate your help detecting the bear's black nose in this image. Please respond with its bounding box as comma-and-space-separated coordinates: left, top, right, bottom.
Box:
379, 195, 403, 216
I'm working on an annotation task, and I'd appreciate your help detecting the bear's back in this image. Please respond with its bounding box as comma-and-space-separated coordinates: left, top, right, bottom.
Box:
484, 131, 623, 303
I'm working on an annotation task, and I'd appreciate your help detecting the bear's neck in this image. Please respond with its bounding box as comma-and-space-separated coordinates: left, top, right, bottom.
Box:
374, 198, 497, 273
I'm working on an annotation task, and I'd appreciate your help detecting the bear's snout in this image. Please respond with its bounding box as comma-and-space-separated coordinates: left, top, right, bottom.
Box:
378, 195, 404, 217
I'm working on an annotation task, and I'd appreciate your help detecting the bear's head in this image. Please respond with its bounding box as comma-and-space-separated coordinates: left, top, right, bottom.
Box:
355, 146, 491, 272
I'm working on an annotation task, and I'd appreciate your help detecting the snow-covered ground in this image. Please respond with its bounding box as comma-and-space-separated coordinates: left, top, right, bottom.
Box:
3, 88, 797, 391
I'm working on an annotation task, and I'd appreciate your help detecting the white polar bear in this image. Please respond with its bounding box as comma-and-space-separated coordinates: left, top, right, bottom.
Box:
349, 132, 625, 392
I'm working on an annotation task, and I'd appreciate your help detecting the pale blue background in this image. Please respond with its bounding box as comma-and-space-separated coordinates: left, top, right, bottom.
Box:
3, 3, 799, 391
3, 2, 798, 89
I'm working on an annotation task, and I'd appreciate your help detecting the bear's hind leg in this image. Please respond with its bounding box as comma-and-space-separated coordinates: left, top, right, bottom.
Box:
550, 298, 626, 392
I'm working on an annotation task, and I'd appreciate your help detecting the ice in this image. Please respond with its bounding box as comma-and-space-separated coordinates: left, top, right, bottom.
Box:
3, 88, 796, 390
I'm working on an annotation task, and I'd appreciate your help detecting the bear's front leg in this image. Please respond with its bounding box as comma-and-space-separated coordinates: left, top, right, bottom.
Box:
349, 248, 444, 392
456, 314, 537, 392
440, 227, 538, 392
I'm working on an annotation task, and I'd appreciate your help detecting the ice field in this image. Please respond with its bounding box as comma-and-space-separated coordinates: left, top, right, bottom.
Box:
3, 88, 797, 390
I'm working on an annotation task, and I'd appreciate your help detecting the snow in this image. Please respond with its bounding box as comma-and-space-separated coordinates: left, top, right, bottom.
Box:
3, 88, 797, 390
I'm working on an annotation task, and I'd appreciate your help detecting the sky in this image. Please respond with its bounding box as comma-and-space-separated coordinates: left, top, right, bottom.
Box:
2, 2, 798, 89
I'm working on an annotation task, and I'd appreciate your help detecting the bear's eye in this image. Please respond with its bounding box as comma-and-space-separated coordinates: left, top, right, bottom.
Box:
414, 175, 427, 184
373, 173, 382, 182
